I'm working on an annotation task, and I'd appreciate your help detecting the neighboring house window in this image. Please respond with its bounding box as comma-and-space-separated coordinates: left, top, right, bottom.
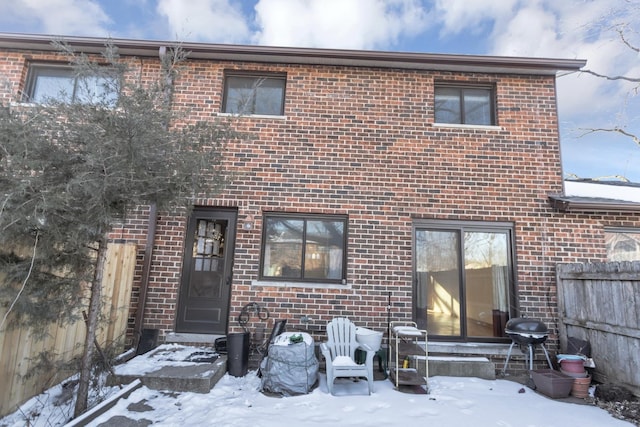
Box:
260, 213, 347, 283
222, 73, 286, 116
605, 228, 640, 261
24, 64, 118, 105
434, 85, 495, 125
414, 221, 514, 341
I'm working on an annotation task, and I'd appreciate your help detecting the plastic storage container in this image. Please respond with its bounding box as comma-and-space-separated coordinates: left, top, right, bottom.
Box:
531, 369, 574, 399
355, 327, 383, 352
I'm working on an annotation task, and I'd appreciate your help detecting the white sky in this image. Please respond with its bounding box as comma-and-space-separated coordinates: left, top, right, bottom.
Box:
0, 0, 638, 181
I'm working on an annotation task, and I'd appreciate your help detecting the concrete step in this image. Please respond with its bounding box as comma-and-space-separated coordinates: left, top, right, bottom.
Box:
412, 355, 496, 380
108, 345, 228, 393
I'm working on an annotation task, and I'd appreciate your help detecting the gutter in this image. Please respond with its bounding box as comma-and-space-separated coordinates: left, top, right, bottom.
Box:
548, 195, 640, 213
0, 32, 586, 75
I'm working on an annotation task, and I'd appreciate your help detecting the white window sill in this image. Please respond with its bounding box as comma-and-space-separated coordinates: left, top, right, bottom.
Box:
11, 101, 37, 107
431, 123, 504, 131
10, 101, 118, 109
251, 279, 349, 289
217, 112, 287, 120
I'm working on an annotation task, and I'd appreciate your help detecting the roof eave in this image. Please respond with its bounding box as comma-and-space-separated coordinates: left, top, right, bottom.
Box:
0, 32, 586, 75
549, 195, 640, 213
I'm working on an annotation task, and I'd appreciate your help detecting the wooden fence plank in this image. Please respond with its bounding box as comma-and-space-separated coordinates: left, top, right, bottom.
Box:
556, 266, 569, 353
0, 320, 21, 415
104, 243, 136, 349
561, 318, 640, 340
558, 272, 640, 281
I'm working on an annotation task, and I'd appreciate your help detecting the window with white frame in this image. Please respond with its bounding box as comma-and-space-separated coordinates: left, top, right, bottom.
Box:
260, 213, 347, 283
434, 84, 495, 125
24, 64, 118, 105
222, 73, 286, 116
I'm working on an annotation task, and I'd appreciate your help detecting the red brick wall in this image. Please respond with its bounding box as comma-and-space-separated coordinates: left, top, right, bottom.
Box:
2, 47, 639, 355
0, 51, 29, 103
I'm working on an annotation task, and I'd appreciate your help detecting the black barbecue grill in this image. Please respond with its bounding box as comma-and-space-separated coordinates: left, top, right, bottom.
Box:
501, 317, 553, 375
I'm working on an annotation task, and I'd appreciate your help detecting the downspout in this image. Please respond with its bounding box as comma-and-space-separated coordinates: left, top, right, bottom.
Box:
134, 46, 173, 352
134, 202, 157, 352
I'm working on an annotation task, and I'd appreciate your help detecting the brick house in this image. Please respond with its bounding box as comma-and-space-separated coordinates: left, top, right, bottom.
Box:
1, 33, 639, 371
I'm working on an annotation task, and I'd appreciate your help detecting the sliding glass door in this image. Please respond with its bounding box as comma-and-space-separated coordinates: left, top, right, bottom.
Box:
414, 221, 514, 341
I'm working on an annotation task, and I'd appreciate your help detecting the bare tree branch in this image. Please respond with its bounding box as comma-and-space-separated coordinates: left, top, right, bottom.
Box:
617, 27, 640, 54
580, 69, 640, 83
580, 26, 640, 84
593, 175, 631, 182
565, 172, 630, 183
578, 127, 640, 148
0, 231, 39, 331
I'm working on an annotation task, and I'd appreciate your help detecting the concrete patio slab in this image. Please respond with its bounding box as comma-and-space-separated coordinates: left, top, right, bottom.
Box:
107, 345, 228, 394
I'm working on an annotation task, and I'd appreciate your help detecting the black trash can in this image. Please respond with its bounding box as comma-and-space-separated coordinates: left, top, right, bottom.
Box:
227, 332, 249, 377
136, 328, 159, 355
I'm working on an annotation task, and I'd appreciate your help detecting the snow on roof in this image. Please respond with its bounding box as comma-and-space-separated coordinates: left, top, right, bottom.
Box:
564, 180, 640, 203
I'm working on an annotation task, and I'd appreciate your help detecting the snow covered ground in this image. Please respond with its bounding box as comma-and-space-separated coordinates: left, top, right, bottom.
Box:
0, 344, 634, 427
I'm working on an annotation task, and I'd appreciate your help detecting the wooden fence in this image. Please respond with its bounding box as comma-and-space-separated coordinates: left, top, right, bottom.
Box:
0, 242, 137, 417
556, 262, 640, 396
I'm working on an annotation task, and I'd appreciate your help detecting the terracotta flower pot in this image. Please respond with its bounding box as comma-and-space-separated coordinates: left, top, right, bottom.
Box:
571, 375, 591, 398
560, 359, 584, 372
560, 368, 588, 378
558, 354, 586, 374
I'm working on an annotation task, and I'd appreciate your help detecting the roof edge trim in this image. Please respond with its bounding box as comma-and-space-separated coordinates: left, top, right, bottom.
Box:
549, 195, 640, 213
0, 32, 586, 74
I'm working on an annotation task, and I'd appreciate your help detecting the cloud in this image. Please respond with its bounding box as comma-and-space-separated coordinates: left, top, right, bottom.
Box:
433, 0, 517, 36
156, 0, 251, 43
252, 0, 430, 50
430, 0, 639, 179
561, 131, 639, 180
0, 0, 111, 36
555, 3, 639, 130
432, 0, 640, 132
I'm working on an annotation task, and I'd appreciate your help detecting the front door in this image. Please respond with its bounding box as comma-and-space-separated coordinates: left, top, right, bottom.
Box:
176, 208, 236, 334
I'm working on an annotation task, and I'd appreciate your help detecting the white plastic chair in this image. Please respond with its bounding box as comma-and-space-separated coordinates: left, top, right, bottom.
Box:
320, 317, 375, 395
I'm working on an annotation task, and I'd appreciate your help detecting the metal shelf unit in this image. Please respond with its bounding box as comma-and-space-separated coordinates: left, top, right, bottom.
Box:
389, 321, 428, 390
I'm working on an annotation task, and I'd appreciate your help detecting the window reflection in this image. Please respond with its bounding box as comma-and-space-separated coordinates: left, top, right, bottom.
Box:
416, 225, 512, 340
223, 75, 286, 115
193, 219, 225, 272
435, 86, 493, 125
26, 65, 119, 105
606, 230, 640, 261
262, 215, 346, 282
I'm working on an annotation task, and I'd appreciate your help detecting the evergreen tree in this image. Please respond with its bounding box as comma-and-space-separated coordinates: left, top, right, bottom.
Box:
0, 40, 242, 417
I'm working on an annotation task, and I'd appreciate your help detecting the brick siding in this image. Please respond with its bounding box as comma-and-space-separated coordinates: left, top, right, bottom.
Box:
2, 46, 638, 363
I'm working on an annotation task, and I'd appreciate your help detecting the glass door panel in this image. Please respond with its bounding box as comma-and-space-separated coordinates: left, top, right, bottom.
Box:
415, 229, 462, 336
464, 231, 510, 338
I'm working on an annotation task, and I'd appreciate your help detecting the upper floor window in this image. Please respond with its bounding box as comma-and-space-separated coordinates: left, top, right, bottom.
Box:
222, 73, 286, 116
24, 64, 118, 105
435, 85, 495, 126
260, 213, 347, 284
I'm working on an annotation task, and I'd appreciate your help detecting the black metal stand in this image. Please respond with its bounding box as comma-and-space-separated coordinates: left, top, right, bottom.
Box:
502, 341, 553, 375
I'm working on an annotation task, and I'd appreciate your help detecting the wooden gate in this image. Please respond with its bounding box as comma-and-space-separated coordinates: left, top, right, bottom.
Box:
556, 262, 640, 396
